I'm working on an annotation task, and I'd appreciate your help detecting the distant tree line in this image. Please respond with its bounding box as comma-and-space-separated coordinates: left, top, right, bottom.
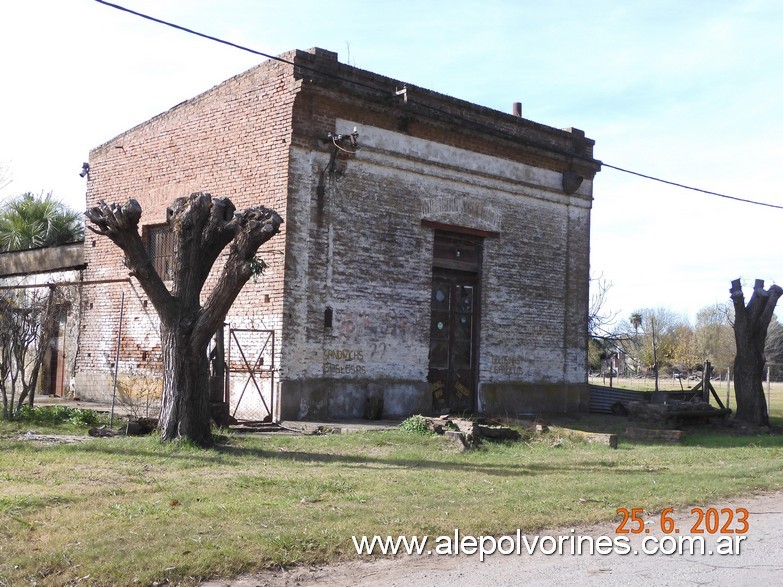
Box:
590, 303, 783, 382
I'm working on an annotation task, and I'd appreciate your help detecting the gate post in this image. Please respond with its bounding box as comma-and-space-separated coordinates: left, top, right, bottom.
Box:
209, 324, 230, 426
702, 361, 711, 404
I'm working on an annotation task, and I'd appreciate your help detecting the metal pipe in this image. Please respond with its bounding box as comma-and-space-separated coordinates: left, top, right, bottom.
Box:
0, 278, 131, 290
110, 291, 126, 428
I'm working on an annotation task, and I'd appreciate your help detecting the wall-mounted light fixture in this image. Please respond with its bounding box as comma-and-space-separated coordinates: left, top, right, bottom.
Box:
79, 162, 90, 179
326, 127, 359, 150
562, 170, 583, 195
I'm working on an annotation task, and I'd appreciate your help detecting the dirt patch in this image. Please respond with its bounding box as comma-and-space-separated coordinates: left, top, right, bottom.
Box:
11, 431, 97, 445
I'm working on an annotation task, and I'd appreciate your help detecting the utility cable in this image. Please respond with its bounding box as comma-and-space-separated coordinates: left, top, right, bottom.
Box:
94, 0, 783, 211
94, 0, 383, 94
603, 163, 783, 210
92, 0, 597, 165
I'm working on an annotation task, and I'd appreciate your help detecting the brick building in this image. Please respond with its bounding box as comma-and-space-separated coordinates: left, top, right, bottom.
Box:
77, 47, 601, 420
0, 243, 86, 399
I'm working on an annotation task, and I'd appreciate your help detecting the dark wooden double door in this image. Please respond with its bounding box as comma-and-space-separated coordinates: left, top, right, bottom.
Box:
428, 269, 479, 413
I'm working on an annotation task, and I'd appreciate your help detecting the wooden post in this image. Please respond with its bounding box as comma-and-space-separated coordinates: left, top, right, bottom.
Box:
706, 361, 726, 409
609, 354, 614, 388
726, 368, 731, 409
767, 366, 772, 409
702, 361, 710, 404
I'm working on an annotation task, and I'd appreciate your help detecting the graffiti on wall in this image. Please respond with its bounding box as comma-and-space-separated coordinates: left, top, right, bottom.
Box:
490, 355, 524, 376
323, 348, 367, 376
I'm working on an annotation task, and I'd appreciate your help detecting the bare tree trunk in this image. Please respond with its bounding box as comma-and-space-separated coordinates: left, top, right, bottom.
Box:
730, 278, 782, 427
159, 326, 211, 444
733, 343, 767, 424
651, 315, 660, 393
86, 193, 282, 445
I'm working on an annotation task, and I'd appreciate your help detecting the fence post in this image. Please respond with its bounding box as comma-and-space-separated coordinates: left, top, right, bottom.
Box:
110, 291, 125, 429
726, 368, 731, 409
767, 366, 772, 410
702, 361, 710, 404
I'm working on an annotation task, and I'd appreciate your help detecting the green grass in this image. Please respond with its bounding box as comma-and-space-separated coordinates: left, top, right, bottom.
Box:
0, 419, 781, 586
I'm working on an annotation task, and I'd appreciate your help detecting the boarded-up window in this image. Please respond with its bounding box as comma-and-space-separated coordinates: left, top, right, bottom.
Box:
146, 225, 174, 280
432, 231, 482, 272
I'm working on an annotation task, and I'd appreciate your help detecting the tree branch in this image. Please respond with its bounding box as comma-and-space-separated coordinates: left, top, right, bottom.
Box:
730, 278, 747, 339
191, 205, 283, 351
746, 278, 769, 328
196, 196, 239, 287
166, 193, 213, 306
758, 284, 783, 342
163, 193, 242, 299
85, 199, 175, 319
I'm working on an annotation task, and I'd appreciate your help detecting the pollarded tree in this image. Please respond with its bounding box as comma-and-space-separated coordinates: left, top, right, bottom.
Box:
86, 193, 282, 444
730, 278, 782, 426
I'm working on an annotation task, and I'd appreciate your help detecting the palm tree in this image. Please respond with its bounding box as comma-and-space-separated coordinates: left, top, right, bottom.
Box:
630, 312, 642, 334
0, 192, 83, 251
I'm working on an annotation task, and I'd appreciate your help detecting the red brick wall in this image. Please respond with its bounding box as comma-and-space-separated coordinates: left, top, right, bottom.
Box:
77, 53, 301, 403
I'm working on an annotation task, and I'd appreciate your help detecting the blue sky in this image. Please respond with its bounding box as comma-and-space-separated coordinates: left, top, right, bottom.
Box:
1, 0, 782, 323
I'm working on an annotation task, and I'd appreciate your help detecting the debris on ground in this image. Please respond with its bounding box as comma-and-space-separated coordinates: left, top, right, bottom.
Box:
125, 417, 158, 436
415, 416, 524, 450
555, 427, 619, 449
625, 399, 731, 426
88, 426, 120, 438
623, 426, 685, 444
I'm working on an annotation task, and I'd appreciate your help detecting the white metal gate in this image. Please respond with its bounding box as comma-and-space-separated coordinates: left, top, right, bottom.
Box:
226, 328, 275, 421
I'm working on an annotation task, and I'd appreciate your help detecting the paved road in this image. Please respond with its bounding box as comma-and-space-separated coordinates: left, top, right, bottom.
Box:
204, 492, 783, 587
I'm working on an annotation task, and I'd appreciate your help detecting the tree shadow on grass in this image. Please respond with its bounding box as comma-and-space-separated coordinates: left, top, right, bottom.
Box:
2, 434, 656, 479
4, 423, 781, 480
19, 437, 756, 480
45, 439, 541, 477
542, 413, 783, 449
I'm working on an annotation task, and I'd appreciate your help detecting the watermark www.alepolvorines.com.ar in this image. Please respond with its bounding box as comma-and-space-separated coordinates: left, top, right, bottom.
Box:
352, 529, 747, 562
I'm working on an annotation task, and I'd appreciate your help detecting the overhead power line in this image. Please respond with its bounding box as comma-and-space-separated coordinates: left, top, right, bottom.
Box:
93, 0, 594, 165
603, 164, 783, 210
93, 0, 384, 93
94, 0, 783, 211
95, 0, 288, 63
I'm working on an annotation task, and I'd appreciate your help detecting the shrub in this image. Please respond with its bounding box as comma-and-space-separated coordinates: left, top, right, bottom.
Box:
116, 373, 163, 419
15, 405, 100, 427
399, 414, 431, 435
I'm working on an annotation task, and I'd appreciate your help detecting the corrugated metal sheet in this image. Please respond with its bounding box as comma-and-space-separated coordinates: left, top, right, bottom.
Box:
589, 385, 651, 414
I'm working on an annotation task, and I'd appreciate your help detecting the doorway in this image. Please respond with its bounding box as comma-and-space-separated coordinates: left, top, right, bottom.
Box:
48, 307, 68, 397
428, 231, 482, 413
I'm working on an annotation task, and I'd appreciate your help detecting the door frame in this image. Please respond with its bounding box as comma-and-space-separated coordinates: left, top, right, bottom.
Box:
48, 305, 68, 397
428, 229, 484, 414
